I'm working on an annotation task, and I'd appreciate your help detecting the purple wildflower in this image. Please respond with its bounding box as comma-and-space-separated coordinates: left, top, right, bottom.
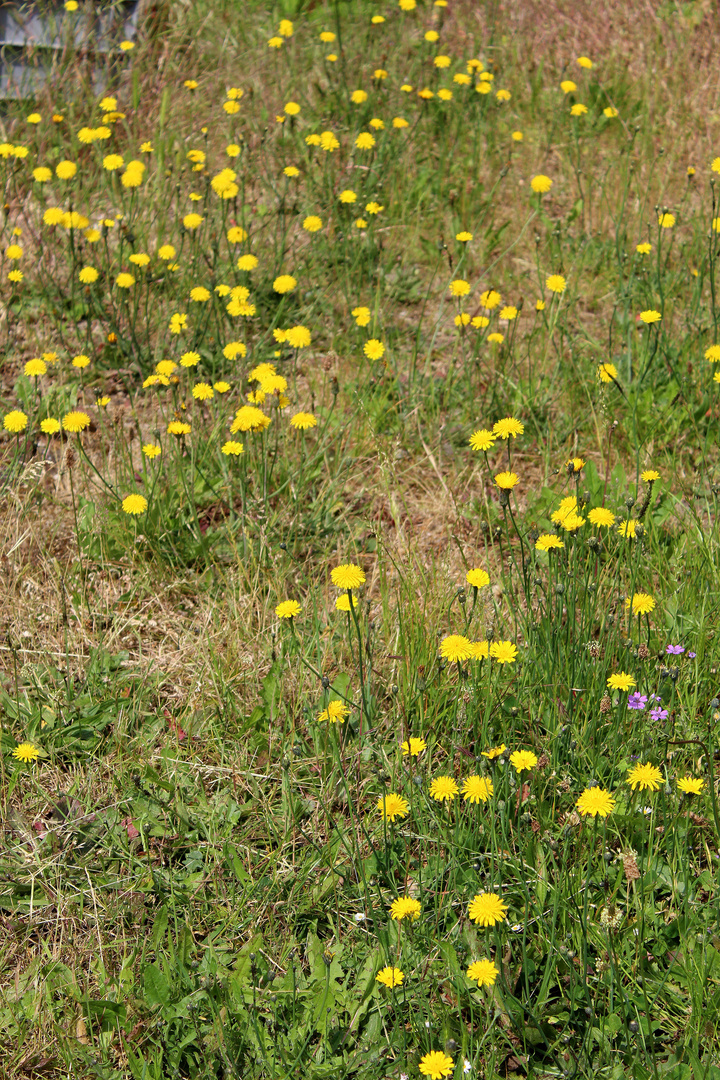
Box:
666, 644, 685, 655
628, 692, 648, 711
649, 707, 669, 721
688, 652, 696, 659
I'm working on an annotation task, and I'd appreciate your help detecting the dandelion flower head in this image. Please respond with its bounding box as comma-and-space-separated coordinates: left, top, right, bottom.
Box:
677, 776, 704, 795
468, 891, 508, 927
429, 776, 459, 802
318, 700, 350, 723
494, 471, 519, 490
536, 534, 564, 552
331, 563, 366, 589
3, 410, 28, 432
273, 274, 297, 294
625, 593, 655, 615
376, 966, 404, 988
482, 744, 507, 760
62, 411, 91, 433
597, 363, 618, 383
290, 412, 317, 430
627, 762, 663, 791
618, 519, 638, 538
489, 641, 518, 664
419, 1052, 455, 1079
463, 775, 494, 803
466, 958, 498, 986
546, 274, 566, 293
469, 428, 495, 452
493, 417, 524, 440
479, 290, 501, 310
531, 174, 552, 193
588, 507, 615, 527
439, 635, 473, 662
576, 787, 615, 817
607, 672, 635, 691
510, 749, 537, 772
390, 896, 421, 921
12, 742, 39, 762
122, 493, 147, 515
276, 600, 301, 619
378, 793, 409, 821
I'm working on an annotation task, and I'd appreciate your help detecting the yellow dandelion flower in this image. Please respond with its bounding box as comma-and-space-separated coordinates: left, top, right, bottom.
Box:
469, 428, 495, 452
429, 776, 459, 802
607, 672, 635, 691
576, 787, 615, 817
376, 966, 404, 988
509, 749, 537, 771
221, 440, 244, 456
12, 742, 39, 763
468, 892, 508, 927
546, 274, 566, 293
466, 958, 498, 986
122, 493, 147, 515
531, 174, 552, 193
462, 775, 493, 804
331, 564, 366, 589
625, 593, 655, 616
439, 635, 473, 662
677, 776, 704, 795
378, 793, 409, 821
62, 411, 90, 433
290, 412, 317, 430
419, 1052, 454, 1079
276, 600, 301, 619
390, 896, 420, 921
627, 762, 663, 792
4, 410, 28, 433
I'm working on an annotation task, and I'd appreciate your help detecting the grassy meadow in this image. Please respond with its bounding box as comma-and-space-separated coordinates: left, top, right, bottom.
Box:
2, 0, 720, 1076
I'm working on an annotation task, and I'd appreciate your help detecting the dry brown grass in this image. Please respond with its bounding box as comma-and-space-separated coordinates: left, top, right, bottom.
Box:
0, 0, 716, 729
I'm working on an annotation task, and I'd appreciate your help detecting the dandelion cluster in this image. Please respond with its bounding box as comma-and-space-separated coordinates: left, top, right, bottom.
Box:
1, 7, 718, 1074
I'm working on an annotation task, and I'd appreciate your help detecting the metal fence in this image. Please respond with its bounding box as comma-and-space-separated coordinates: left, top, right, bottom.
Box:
0, 1, 140, 98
